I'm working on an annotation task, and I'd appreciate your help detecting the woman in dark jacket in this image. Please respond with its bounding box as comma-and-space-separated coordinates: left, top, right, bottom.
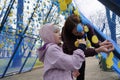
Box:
61, 14, 114, 80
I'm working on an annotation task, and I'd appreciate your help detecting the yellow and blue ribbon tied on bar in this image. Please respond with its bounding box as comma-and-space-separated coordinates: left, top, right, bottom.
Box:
74, 8, 80, 16
106, 52, 114, 68
60, 1, 67, 11
0, 43, 4, 48
118, 61, 120, 68
65, 0, 72, 4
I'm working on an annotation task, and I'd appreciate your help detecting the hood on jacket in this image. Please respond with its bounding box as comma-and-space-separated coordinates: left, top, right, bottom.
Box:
37, 43, 54, 62
38, 23, 58, 62
39, 23, 59, 44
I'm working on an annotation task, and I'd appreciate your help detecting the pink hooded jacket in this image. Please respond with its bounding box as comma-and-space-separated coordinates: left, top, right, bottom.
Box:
38, 23, 85, 80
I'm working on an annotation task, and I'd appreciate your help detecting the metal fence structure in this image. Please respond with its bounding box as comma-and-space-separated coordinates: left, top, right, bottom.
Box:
0, 0, 64, 78
0, 0, 120, 78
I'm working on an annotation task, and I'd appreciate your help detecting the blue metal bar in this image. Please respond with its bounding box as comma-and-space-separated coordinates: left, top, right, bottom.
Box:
19, 39, 37, 73
49, 5, 58, 22
1, 0, 40, 78
30, 56, 38, 71
3, 27, 39, 38
12, 0, 24, 68
98, 0, 120, 16
1, 29, 39, 40
22, 0, 39, 35
0, 0, 15, 33
44, 3, 53, 23
29, 39, 43, 71
0, 1, 7, 18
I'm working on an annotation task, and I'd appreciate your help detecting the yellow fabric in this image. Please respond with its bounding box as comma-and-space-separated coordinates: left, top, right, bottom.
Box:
0, 43, 4, 48
58, 0, 62, 2
59, 1, 67, 11
86, 37, 91, 48
118, 61, 120, 68
98, 54, 101, 58
92, 35, 99, 44
65, 0, 72, 4
74, 39, 82, 47
106, 52, 114, 68
74, 40, 79, 47
8, 13, 13, 17
0, 7, 2, 10
74, 8, 80, 16
84, 25, 89, 32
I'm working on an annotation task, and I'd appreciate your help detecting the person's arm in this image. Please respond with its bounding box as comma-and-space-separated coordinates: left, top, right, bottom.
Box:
78, 43, 98, 57
77, 39, 96, 57
87, 24, 100, 48
84, 48, 98, 57
83, 42, 114, 57
46, 45, 85, 71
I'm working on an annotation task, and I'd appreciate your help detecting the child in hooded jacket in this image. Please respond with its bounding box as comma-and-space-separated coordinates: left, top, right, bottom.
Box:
37, 23, 86, 80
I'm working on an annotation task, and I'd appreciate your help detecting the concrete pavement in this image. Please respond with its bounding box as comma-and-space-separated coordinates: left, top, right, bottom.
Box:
0, 57, 119, 80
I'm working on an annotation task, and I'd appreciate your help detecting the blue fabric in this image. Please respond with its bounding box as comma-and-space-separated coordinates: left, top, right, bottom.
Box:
77, 24, 83, 32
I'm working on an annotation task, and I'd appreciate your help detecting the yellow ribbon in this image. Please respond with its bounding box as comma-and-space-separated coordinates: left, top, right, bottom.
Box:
106, 52, 114, 68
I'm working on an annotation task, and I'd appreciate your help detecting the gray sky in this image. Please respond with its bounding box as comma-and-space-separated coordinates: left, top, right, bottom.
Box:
74, 0, 105, 18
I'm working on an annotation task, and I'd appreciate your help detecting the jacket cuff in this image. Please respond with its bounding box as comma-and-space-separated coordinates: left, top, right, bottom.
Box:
84, 48, 98, 57
78, 44, 86, 51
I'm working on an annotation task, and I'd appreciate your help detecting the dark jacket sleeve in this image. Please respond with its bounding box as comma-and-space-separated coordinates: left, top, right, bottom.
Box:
78, 44, 86, 51
78, 43, 98, 57
84, 48, 98, 57
87, 24, 100, 48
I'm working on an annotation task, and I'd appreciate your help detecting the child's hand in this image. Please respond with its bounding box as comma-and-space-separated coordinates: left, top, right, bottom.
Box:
72, 70, 80, 78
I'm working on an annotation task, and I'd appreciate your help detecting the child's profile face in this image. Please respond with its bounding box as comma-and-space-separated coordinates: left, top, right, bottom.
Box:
53, 25, 61, 44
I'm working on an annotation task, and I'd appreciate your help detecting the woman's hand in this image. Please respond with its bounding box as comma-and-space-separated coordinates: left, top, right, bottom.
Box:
95, 42, 114, 53
99, 40, 111, 46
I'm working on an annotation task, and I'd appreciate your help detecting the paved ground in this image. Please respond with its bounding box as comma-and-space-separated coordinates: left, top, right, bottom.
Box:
85, 57, 119, 80
0, 57, 119, 80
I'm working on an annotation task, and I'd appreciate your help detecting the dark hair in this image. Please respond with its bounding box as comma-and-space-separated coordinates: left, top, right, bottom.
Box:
61, 14, 82, 54
62, 14, 82, 41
